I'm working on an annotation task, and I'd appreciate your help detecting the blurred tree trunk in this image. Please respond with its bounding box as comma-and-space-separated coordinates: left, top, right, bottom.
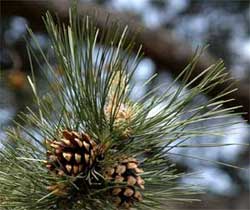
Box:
1, 0, 249, 122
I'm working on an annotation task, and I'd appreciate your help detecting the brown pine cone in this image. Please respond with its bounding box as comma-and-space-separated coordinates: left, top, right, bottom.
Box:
103, 157, 144, 209
45, 130, 97, 176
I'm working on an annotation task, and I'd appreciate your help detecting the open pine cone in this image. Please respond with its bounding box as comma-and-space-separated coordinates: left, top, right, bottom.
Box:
103, 157, 144, 209
45, 130, 97, 176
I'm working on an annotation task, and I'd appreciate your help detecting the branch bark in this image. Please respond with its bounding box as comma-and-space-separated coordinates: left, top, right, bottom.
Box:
1, 0, 249, 122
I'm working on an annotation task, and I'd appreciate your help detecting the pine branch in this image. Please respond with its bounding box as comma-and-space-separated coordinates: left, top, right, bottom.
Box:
0, 2, 246, 210
1, 0, 249, 122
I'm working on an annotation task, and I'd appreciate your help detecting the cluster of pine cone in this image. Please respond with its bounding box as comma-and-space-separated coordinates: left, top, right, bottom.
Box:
45, 129, 144, 209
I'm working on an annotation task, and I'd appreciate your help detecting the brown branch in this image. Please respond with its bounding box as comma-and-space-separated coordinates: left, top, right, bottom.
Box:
1, 0, 249, 122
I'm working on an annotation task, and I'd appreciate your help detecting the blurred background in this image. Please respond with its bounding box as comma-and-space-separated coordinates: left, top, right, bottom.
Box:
0, 0, 249, 209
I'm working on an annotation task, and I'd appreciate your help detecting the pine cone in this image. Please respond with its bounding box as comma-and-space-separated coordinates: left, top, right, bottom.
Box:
45, 130, 97, 176
104, 157, 144, 209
